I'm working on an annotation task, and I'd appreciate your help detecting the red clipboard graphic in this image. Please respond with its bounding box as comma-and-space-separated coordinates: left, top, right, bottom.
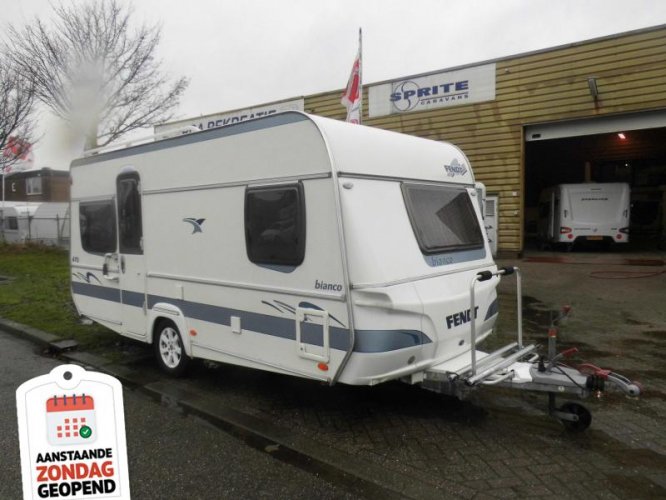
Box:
46, 394, 96, 445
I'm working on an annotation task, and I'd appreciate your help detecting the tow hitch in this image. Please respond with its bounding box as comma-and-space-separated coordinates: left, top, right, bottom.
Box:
422, 266, 642, 432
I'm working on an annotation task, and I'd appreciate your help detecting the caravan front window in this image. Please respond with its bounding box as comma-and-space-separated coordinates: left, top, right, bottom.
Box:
80, 200, 117, 254
402, 183, 484, 254
245, 183, 305, 267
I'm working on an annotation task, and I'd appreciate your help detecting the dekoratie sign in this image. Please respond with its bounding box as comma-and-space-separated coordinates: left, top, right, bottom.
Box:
368, 63, 496, 118
154, 98, 305, 135
16, 364, 130, 499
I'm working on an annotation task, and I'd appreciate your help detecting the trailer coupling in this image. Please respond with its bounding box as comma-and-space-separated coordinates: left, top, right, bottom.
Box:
423, 340, 641, 431
421, 267, 642, 432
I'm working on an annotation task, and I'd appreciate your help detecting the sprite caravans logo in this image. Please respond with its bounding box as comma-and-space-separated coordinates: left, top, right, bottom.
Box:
444, 159, 468, 177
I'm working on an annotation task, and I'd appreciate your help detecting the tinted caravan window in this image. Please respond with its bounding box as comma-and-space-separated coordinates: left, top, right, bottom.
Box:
245, 184, 305, 267
117, 173, 143, 254
80, 200, 117, 254
402, 183, 484, 254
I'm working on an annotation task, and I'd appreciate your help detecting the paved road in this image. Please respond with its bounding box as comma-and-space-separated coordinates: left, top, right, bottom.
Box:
0, 330, 362, 499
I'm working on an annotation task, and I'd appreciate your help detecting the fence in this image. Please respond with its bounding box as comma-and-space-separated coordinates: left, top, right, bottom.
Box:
0, 213, 71, 249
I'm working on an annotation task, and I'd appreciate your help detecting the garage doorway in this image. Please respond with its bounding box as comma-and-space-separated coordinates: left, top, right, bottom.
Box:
524, 111, 666, 250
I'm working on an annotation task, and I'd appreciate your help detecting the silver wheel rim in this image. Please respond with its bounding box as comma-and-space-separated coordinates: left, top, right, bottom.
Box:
159, 327, 182, 369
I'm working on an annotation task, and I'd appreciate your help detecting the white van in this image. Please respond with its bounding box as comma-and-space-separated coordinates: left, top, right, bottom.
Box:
70, 113, 639, 429
537, 183, 630, 249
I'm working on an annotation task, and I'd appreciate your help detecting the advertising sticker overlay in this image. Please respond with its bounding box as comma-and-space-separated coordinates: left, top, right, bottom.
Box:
16, 364, 130, 499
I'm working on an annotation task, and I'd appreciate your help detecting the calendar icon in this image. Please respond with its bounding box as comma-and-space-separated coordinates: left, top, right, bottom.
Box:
46, 394, 96, 445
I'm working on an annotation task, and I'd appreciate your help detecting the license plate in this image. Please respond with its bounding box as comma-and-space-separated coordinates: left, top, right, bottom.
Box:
586, 236, 603, 241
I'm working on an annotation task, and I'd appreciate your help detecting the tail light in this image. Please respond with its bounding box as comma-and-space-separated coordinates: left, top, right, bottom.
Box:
560, 227, 572, 234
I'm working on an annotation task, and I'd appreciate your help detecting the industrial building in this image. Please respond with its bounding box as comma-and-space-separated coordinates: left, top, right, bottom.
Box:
161, 25, 666, 256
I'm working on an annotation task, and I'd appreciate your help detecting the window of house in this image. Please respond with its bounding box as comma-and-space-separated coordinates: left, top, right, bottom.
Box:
245, 183, 305, 267
402, 183, 484, 254
26, 177, 43, 195
8, 217, 18, 230
79, 200, 116, 254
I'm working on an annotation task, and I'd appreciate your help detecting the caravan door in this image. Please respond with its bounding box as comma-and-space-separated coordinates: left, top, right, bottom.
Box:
116, 171, 147, 339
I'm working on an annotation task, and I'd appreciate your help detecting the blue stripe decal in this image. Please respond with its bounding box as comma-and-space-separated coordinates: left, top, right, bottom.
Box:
72, 283, 433, 353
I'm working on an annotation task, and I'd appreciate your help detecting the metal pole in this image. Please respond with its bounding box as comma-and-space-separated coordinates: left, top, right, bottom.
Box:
515, 267, 523, 348
358, 27, 363, 125
1, 169, 5, 241
469, 274, 479, 376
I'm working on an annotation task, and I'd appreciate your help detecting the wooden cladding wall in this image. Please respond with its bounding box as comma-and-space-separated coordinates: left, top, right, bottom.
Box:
304, 27, 666, 253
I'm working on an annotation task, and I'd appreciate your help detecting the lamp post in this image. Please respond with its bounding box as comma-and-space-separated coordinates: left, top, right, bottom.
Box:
1, 165, 9, 242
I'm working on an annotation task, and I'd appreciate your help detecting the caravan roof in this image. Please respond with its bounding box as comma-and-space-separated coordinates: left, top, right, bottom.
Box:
72, 112, 475, 186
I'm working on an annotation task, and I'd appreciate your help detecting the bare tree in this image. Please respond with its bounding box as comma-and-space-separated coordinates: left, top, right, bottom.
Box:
0, 55, 36, 172
7, 0, 188, 150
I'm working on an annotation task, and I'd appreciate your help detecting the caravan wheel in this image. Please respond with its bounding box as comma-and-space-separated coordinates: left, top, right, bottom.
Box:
154, 320, 190, 377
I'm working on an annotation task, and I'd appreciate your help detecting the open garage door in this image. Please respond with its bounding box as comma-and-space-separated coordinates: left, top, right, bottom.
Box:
524, 110, 666, 250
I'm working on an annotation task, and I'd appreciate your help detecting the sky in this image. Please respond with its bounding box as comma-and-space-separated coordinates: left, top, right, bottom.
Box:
2, 0, 666, 169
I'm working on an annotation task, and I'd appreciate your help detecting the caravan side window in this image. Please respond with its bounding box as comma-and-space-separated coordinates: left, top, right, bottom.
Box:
117, 173, 143, 254
80, 200, 117, 254
245, 183, 305, 267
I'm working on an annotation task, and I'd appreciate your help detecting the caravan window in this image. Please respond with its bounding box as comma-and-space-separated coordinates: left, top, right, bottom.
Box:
117, 173, 143, 254
245, 183, 305, 267
80, 200, 117, 254
402, 183, 484, 254
8, 217, 18, 230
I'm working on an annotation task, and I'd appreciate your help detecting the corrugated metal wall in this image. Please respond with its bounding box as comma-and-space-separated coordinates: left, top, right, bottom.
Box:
304, 26, 666, 254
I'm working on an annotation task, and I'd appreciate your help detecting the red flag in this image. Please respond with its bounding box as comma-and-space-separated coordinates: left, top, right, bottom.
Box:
2, 136, 34, 173
341, 30, 362, 124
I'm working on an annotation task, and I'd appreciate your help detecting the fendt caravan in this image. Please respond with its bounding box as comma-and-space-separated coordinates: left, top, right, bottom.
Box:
537, 183, 631, 249
70, 113, 639, 430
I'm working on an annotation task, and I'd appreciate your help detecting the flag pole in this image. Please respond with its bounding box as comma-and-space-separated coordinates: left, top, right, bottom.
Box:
358, 27, 363, 124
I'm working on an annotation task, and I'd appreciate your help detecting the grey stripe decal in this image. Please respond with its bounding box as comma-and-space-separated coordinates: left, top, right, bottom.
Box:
122, 290, 145, 308
147, 294, 352, 351
72, 282, 121, 303
484, 298, 499, 320
72, 283, 433, 353
71, 112, 309, 167
353, 330, 431, 353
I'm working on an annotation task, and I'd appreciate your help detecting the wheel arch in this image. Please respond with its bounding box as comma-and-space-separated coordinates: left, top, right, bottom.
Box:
148, 302, 192, 357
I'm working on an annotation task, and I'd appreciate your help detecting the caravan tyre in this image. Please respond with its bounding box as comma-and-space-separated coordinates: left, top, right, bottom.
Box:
154, 320, 190, 377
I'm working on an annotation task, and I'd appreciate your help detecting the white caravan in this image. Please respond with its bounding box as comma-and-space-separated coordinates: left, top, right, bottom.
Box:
70, 113, 639, 430
537, 183, 631, 248
1, 201, 69, 246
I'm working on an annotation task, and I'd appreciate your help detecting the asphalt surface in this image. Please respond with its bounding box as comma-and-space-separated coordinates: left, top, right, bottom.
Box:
0, 331, 363, 499
2, 248, 666, 499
